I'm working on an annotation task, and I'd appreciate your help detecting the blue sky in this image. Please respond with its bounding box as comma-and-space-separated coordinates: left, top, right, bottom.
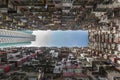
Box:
48, 30, 88, 47
29, 30, 88, 47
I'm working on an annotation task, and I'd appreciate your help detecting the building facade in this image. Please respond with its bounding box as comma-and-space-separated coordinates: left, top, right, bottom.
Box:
0, 29, 35, 47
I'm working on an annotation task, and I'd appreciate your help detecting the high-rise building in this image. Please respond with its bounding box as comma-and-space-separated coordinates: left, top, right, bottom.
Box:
0, 29, 35, 47
0, 0, 120, 80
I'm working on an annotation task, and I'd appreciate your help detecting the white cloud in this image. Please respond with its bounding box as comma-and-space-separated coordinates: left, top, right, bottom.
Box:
25, 30, 88, 47
28, 30, 52, 47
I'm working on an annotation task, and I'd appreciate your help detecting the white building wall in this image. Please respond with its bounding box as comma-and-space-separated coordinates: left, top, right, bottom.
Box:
0, 29, 35, 43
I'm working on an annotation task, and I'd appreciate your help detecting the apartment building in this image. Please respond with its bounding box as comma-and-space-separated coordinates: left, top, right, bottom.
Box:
0, 29, 35, 47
